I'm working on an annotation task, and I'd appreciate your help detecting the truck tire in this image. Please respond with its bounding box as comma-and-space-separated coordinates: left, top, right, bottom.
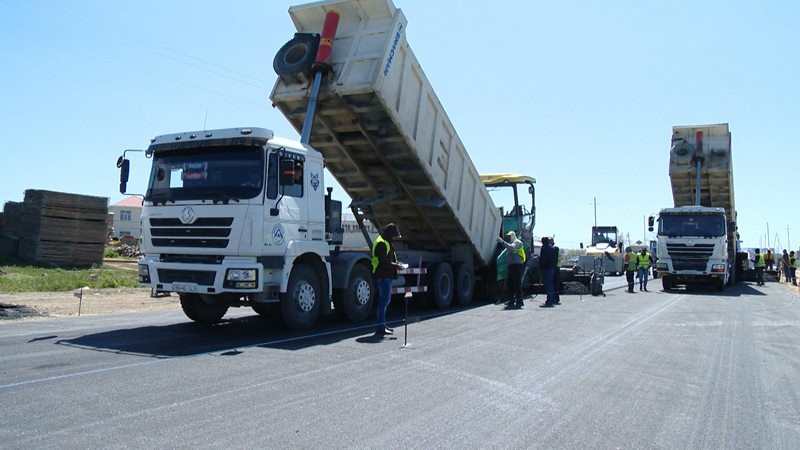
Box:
454, 262, 475, 305
661, 276, 672, 291
333, 263, 374, 322
427, 262, 454, 310
180, 293, 229, 324
273, 33, 319, 83
280, 264, 322, 330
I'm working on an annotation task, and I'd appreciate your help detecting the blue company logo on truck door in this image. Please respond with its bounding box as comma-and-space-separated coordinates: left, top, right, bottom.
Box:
272, 224, 285, 246
382, 23, 404, 76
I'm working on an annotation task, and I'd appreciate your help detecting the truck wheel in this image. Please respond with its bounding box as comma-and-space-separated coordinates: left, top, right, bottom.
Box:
280, 265, 322, 330
180, 293, 229, 324
661, 277, 672, 291
454, 262, 475, 305
427, 262, 454, 310
334, 264, 374, 322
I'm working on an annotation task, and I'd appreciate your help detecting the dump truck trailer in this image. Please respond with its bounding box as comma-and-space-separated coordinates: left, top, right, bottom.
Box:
655, 123, 737, 290
119, 0, 534, 329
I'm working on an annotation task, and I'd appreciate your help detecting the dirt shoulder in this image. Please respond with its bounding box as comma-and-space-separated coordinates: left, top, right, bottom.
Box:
0, 288, 180, 321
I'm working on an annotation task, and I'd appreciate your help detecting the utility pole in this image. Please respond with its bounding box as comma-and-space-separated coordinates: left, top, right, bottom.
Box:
592, 197, 598, 228
767, 222, 770, 248
788, 225, 791, 251
642, 215, 646, 243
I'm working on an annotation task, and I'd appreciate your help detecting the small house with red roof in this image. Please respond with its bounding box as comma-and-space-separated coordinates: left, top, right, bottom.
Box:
110, 196, 143, 239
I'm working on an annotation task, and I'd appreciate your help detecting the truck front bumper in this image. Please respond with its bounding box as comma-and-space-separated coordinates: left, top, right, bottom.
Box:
138, 256, 265, 295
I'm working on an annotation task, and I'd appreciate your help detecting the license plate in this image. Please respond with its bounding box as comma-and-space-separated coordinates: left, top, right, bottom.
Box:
172, 283, 198, 293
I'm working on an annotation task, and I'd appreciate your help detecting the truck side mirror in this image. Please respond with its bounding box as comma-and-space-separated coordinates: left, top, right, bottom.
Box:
648, 215, 655, 232
579, 242, 584, 249
118, 158, 130, 194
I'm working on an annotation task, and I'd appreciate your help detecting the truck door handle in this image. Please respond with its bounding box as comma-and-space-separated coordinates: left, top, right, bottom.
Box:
298, 228, 307, 232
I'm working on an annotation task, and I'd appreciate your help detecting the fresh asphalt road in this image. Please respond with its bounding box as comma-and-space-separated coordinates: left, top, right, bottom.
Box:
2, 281, 800, 449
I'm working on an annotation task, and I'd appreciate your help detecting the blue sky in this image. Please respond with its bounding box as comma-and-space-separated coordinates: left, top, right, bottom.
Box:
1, 0, 797, 250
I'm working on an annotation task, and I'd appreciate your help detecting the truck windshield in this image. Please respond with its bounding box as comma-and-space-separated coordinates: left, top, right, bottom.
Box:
659, 214, 725, 237
145, 146, 264, 203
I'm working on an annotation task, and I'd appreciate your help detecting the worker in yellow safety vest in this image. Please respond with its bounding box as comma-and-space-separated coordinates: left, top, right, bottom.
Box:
371, 223, 405, 336
790, 251, 798, 286
753, 248, 766, 286
624, 247, 638, 293
636, 249, 652, 291
765, 249, 775, 271
496, 230, 526, 309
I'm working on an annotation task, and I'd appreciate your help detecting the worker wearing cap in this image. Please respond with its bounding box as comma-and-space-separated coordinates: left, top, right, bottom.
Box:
753, 248, 766, 286
637, 249, 652, 291
781, 250, 790, 282
624, 247, 637, 293
538, 236, 558, 308
496, 230, 526, 309
552, 239, 562, 305
372, 223, 405, 337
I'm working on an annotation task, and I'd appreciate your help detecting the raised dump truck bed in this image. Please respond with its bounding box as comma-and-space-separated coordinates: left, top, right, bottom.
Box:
669, 123, 735, 215
270, 0, 501, 267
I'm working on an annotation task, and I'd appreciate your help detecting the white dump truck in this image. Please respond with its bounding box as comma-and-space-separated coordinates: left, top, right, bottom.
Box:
652, 123, 737, 291
118, 0, 535, 329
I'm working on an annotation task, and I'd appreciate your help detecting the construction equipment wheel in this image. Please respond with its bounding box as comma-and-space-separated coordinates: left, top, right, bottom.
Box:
454, 262, 475, 305
333, 263, 374, 322
427, 262, 454, 310
661, 276, 673, 291
180, 293, 229, 324
280, 265, 322, 330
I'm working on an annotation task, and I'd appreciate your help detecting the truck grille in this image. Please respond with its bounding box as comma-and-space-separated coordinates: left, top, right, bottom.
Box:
157, 269, 216, 286
666, 243, 715, 271
149, 217, 233, 249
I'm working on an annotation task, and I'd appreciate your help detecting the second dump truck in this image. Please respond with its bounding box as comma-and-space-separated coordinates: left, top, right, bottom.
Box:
653, 123, 737, 290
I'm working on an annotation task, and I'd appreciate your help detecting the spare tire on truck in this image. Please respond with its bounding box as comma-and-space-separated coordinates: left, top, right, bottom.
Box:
273, 33, 320, 84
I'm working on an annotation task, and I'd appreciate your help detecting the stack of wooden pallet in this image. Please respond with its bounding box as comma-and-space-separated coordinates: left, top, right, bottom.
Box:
0, 190, 109, 267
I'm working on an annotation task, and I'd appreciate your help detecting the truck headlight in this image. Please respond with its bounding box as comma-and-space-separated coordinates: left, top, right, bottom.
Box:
138, 264, 150, 283
226, 269, 257, 281
711, 264, 725, 273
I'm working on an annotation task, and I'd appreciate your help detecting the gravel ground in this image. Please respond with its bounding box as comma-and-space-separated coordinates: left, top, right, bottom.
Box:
0, 288, 179, 321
